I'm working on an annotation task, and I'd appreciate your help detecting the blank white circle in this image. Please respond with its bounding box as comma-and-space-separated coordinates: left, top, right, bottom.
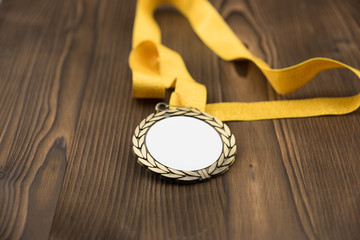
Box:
145, 116, 223, 171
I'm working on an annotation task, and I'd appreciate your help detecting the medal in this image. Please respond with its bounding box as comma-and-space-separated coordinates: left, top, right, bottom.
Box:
132, 103, 236, 182
129, 0, 360, 183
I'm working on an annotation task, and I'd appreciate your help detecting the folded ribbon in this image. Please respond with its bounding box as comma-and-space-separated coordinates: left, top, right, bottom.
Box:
129, 0, 360, 121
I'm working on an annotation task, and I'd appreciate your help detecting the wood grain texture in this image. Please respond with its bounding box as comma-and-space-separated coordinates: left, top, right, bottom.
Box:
0, 0, 359, 239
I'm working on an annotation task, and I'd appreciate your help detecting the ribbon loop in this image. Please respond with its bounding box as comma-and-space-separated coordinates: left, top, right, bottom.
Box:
129, 0, 360, 121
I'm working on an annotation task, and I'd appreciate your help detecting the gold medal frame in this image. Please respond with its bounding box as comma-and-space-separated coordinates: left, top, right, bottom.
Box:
132, 104, 237, 182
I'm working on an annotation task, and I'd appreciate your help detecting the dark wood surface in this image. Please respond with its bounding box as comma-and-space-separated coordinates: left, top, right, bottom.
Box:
0, 0, 360, 239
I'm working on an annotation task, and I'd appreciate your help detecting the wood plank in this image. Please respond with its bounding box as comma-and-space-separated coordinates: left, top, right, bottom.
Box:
21, 138, 67, 240
0, 0, 99, 238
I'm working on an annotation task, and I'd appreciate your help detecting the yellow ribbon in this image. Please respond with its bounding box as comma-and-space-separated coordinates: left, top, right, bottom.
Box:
129, 0, 360, 121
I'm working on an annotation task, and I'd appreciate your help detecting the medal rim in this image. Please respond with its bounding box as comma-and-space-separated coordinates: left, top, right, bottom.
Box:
132, 106, 237, 183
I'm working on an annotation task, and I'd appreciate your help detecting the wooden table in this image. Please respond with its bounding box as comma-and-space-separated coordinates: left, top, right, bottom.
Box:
1, 0, 359, 239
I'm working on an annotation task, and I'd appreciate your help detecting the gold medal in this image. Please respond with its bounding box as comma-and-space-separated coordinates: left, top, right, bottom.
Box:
132, 103, 236, 182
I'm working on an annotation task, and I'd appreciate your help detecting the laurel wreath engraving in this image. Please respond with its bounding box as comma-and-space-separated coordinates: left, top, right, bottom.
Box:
132, 107, 237, 182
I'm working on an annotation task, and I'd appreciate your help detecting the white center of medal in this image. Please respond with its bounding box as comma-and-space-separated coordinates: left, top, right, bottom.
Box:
145, 116, 223, 171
